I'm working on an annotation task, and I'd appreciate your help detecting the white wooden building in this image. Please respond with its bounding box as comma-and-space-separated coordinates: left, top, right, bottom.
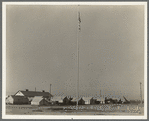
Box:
82, 97, 92, 104
6, 95, 29, 105
14, 89, 53, 99
99, 97, 105, 104
31, 96, 49, 106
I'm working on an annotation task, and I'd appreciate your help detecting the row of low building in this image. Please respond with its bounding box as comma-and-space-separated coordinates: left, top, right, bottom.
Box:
50, 96, 124, 105
6, 89, 124, 106
6, 95, 105, 106
6, 89, 53, 105
50, 96, 105, 105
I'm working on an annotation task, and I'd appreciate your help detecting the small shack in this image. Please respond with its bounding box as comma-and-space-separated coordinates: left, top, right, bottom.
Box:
96, 98, 101, 104
70, 97, 77, 105
6, 95, 29, 105
79, 98, 85, 105
99, 97, 105, 104
82, 97, 92, 104
71, 97, 85, 105
90, 97, 99, 104
51, 96, 64, 105
63, 96, 70, 105
31, 96, 49, 106
105, 97, 118, 104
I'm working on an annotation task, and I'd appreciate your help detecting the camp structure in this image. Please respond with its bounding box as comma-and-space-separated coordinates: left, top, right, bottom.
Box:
6, 95, 29, 105
31, 96, 49, 106
105, 97, 119, 104
99, 97, 105, 104
78, 98, 85, 105
63, 96, 70, 105
90, 97, 100, 104
28, 97, 34, 104
51, 96, 70, 105
71, 97, 85, 105
123, 96, 130, 104
70, 97, 77, 105
51, 96, 64, 105
14, 89, 53, 99
82, 97, 92, 104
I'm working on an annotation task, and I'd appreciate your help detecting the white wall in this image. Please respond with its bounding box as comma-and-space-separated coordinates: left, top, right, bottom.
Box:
31, 101, 39, 105
15, 91, 24, 96
6, 96, 14, 104
85, 100, 90, 104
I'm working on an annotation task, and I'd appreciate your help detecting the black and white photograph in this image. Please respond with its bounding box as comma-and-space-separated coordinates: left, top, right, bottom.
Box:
2, 2, 147, 119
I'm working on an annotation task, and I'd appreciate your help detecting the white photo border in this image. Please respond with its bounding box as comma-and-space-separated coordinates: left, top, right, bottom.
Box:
2, 2, 147, 119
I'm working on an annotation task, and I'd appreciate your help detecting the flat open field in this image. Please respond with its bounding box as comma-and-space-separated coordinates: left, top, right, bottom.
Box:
6, 104, 144, 115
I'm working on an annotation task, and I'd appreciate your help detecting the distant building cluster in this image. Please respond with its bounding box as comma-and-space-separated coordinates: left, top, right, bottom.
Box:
6, 89, 53, 105
6, 89, 142, 106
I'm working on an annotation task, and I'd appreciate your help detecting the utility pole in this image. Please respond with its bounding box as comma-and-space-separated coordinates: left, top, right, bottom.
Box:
35, 87, 36, 92
140, 82, 142, 104
66, 81, 68, 96
100, 90, 101, 97
50, 84, 52, 94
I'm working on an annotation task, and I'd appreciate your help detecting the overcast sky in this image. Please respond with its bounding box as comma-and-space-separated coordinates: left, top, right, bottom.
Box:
6, 5, 144, 100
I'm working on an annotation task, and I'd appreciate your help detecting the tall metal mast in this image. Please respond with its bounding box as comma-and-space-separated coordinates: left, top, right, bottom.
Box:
76, 5, 81, 109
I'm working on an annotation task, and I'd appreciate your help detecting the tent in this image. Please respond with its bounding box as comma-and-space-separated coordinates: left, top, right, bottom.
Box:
31, 96, 49, 106
51, 96, 64, 104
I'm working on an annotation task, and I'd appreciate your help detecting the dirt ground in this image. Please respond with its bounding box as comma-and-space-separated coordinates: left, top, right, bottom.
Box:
6, 104, 144, 115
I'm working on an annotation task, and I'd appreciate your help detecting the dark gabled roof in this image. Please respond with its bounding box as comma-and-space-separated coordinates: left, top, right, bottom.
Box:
15, 90, 53, 97
11, 95, 28, 100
